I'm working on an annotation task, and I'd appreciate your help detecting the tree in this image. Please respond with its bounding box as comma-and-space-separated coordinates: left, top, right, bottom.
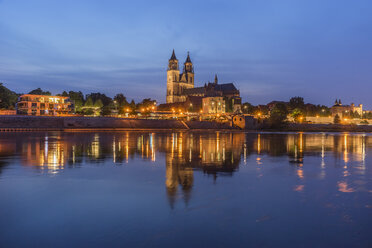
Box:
257, 105, 269, 115
290, 108, 304, 122
137, 98, 156, 115
84, 93, 113, 116
84, 97, 93, 107
317, 105, 331, 117
114, 93, 129, 114
268, 102, 288, 128
86, 93, 112, 106
242, 102, 255, 114
67, 91, 84, 112
129, 100, 136, 114
28, 88, 51, 95
289, 97, 305, 110
101, 102, 115, 116
350, 111, 360, 119
82, 108, 94, 116
363, 112, 372, 119
94, 99, 104, 108
0, 83, 18, 109
114, 93, 128, 106
334, 114, 341, 124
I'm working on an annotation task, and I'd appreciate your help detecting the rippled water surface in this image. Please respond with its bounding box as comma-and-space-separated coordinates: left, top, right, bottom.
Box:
0, 131, 371, 247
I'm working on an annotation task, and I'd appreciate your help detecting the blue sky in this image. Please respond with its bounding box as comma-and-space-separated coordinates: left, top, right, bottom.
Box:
0, 0, 371, 107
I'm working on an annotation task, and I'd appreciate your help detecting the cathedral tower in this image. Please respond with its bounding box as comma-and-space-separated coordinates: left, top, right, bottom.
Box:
166, 50, 180, 103
166, 50, 195, 103
183, 52, 194, 86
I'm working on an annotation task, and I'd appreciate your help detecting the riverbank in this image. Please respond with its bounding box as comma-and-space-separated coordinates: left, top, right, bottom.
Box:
0, 115, 233, 131
1, 115, 372, 132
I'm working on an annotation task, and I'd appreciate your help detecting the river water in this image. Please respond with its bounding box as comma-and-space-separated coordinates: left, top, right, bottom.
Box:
0, 131, 371, 247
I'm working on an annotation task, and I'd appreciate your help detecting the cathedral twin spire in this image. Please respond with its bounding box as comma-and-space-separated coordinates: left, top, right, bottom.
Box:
169, 50, 193, 72
169, 50, 220, 84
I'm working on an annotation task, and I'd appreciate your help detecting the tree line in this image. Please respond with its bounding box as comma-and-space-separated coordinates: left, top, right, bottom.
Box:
1, 83, 372, 119
0, 83, 156, 116
242, 97, 332, 118
242, 96, 372, 127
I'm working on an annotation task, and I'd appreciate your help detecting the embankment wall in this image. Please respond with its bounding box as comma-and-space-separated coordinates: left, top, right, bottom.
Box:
0, 116, 233, 130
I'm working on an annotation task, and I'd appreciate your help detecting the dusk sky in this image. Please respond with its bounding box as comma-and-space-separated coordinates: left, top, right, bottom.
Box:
1, 0, 371, 107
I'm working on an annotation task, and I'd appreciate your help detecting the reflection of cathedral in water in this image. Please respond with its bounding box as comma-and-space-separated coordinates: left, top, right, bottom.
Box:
0, 131, 370, 205
163, 132, 244, 207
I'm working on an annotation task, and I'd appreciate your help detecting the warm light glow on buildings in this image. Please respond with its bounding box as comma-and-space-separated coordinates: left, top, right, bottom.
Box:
16, 94, 74, 116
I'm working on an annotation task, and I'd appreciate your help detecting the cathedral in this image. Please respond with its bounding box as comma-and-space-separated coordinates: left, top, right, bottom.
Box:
166, 50, 194, 103
165, 49, 242, 113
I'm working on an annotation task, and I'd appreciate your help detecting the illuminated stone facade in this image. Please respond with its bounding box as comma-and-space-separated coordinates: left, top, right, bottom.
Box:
331, 99, 363, 117
202, 96, 226, 114
166, 50, 194, 103
165, 50, 242, 113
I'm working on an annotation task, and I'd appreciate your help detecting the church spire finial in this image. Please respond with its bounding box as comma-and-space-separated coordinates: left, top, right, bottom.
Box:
170, 49, 177, 60
214, 74, 218, 84
185, 51, 192, 63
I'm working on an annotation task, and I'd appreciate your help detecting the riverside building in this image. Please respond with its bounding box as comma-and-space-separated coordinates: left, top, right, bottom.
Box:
16, 94, 74, 116
165, 50, 241, 113
331, 99, 363, 117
